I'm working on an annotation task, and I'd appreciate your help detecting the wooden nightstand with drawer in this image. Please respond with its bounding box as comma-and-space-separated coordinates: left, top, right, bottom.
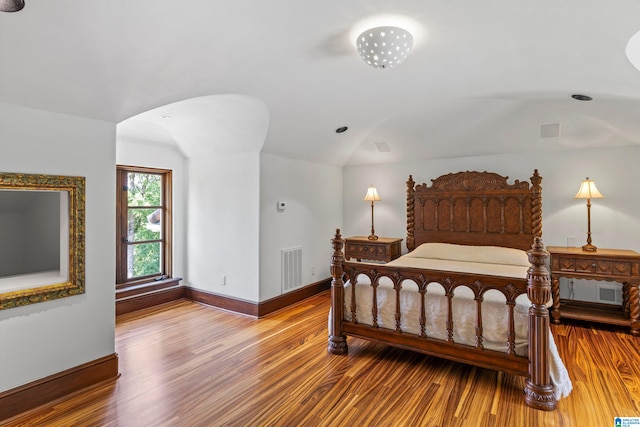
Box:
344, 236, 403, 263
547, 246, 640, 335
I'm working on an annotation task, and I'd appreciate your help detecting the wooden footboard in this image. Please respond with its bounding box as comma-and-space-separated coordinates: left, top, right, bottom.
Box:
327, 229, 556, 410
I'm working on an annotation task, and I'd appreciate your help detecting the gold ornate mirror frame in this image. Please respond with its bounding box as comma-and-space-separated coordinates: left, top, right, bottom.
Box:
0, 172, 85, 309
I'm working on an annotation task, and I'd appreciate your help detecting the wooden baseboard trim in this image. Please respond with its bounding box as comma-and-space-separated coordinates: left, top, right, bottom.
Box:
116, 285, 185, 316
0, 353, 119, 422
184, 287, 259, 316
257, 278, 331, 317
185, 278, 331, 318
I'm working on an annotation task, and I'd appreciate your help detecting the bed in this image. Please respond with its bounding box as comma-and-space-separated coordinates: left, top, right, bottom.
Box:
327, 170, 571, 410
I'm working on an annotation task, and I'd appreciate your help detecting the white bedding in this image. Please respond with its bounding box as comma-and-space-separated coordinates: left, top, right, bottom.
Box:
344, 280, 530, 354
340, 242, 572, 399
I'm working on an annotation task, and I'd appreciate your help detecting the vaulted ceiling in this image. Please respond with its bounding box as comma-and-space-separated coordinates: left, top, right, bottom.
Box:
2, 1, 640, 166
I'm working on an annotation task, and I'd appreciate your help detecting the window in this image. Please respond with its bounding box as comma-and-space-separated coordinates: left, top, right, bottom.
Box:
116, 166, 172, 286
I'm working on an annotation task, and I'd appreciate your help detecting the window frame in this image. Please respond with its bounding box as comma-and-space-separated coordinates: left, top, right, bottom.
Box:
116, 165, 173, 287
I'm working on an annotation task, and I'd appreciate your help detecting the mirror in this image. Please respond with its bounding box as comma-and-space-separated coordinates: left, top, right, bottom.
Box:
0, 172, 85, 309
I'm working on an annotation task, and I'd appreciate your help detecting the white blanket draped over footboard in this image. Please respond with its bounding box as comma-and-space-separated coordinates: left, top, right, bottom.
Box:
339, 243, 572, 399
344, 280, 531, 355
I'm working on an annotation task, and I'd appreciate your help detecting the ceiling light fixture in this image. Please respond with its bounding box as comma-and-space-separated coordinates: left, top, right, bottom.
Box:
356, 26, 413, 69
0, 0, 24, 12
626, 30, 640, 72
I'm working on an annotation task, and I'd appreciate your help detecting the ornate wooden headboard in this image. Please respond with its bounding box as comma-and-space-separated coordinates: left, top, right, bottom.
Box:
406, 170, 542, 251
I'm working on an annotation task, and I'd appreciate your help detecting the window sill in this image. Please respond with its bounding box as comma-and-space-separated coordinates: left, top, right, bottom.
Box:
116, 277, 182, 300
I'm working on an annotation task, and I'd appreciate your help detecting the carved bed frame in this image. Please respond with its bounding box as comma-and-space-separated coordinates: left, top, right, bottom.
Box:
328, 170, 557, 410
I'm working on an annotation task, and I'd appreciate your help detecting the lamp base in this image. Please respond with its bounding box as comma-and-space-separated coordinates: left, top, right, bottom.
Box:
368, 234, 379, 241
581, 243, 597, 252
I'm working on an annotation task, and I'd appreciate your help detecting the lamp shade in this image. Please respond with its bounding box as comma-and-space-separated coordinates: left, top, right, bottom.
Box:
574, 178, 603, 199
363, 186, 381, 202
356, 26, 413, 69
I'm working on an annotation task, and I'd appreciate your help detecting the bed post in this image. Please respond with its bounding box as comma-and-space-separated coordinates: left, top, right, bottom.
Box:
406, 175, 415, 251
328, 229, 348, 355
530, 169, 543, 239
524, 236, 556, 410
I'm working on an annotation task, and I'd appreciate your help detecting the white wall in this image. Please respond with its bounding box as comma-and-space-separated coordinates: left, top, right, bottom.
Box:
0, 103, 116, 392
259, 153, 343, 301
116, 137, 187, 281
117, 135, 264, 303
186, 153, 261, 302
343, 145, 640, 302
116, 143, 343, 303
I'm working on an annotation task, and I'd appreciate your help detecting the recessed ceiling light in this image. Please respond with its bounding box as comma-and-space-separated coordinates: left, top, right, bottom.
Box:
571, 94, 592, 101
160, 115, 172, 119
335, 126, 348, 133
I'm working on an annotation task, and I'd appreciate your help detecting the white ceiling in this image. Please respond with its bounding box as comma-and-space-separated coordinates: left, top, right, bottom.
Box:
2, 1, 640, 166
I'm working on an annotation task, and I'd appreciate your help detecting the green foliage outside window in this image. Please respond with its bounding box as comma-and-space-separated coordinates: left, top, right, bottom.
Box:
127, 173, 163, 278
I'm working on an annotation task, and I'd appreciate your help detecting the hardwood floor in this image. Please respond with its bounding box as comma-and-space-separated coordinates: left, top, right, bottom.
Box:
4, 291, 639, 426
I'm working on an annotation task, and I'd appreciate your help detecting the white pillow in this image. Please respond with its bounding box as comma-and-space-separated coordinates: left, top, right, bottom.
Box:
407, 242, 530, 267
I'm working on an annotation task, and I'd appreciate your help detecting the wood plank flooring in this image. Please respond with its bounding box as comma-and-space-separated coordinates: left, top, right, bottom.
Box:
4, 291, 639, 426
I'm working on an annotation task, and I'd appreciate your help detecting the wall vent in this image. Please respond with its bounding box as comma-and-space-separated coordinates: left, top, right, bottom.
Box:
597, 284, 622, 304
282, 247, 302, 293
375, 142, 391, 152
540, 122, 561, 139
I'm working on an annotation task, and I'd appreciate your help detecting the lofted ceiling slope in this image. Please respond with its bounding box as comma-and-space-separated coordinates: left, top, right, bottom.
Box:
1, 1, 640, 166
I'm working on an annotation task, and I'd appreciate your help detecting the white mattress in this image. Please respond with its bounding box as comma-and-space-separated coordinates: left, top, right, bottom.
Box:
386, 255, 530, 279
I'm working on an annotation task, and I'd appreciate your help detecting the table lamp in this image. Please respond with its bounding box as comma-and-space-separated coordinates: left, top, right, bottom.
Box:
574, 177, 603, 252
363, 186, 381, 240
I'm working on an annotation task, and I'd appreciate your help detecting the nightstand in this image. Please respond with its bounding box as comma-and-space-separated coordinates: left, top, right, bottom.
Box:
344, 236, 403, 263
547, 246, 640, 336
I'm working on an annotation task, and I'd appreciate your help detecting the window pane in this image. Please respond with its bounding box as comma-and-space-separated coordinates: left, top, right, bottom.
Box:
127, 208, 162, 242
127, 172, 162, 207
117, 166, 171, 285
127, 242, 162, 279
